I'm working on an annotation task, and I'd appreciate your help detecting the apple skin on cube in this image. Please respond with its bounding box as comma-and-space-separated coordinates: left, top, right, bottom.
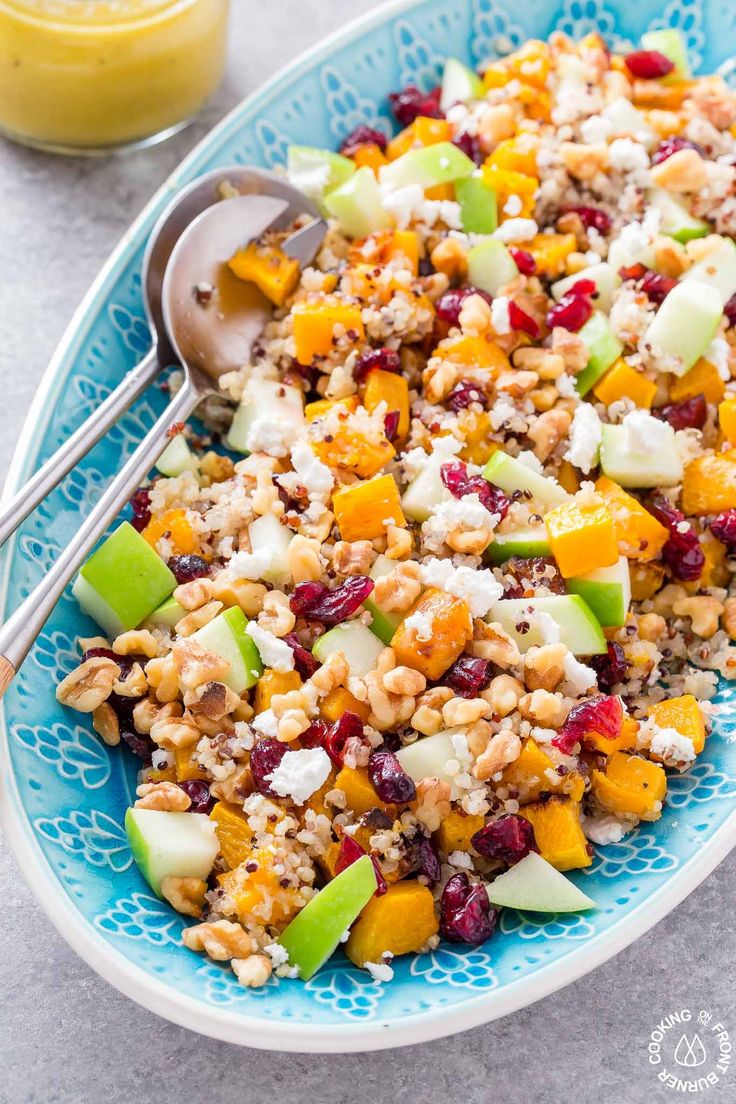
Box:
396, 730, 458, 790
640, 28, 690, 79
72, 520, 176, 637
248, 512, 293, 586
650, 188, 709, 245
486, 851, 596, 912
552, 263, 618, 314
193, 606, 263, 693
225, 379, 304, 455
278, 854, 378, 980
488, 595, 607, 656
599, 423, 683, 488
575, 312, 623, 396
482, 450, 569, 508
466, 239, 519, 297
644, 280, 723, 376
486, 526, 551, 564
568, 556, 631, 627
155, 434, 199, 478
125, 807, 219, 897
324, 166, 392, 238
286, 145, 355, 211
380, 141, 475, 191
455, 175, 498, 235
683, 238, 736, 306
146, 595, 186, 630
312, 621, 384, 678
440, 57, 485, 111
400, 454, 452, 522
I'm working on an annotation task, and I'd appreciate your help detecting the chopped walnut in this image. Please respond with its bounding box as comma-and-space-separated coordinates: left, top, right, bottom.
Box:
722, 597, 736, 641
231, 954, 273, 989
210, 763, 254, 803
473, 730, 522, 781
112, 629, 160, 659
430, 237, 468, 283
673, 595, 724, 639
174, 577, 215, 611
113, 661, 148, 698
482, 674, 524, 718
211, 576, 267, 617
513, 346, 565, 380
518, 689, 568, 727
442, 696, 489, 727
135, 780, 191, 811
524, 643, 568, 692
55, 656, 120, 712
385, 524, 412, 560
528, 407, 572, 461
423, 358, 458, 404
149, 715, 201, 750
182, 919, 255, 961
172, 637, 230, 691
637, 613, 667, 642
186, 680, 241, 721
459, 292, 492, 336
382, 665, 426, 696
373, 561, 422, 613
467, 620, 521, 669
175, 600, 224, 637
332, 540, 375, 576
145, 654, 181, 703
650, 147, 707, 192
257, 590, 296, 637
413, 777, 451, 832
551, 327, 589, 373
310, 651, 349, 695
496, 369, 539, 398
200, 450, 235, 483
132, 697, 182, 734
160, 876, 208, 918
92, 702, 120, 746
559, 141, 608, 180
287, 534, 323, 583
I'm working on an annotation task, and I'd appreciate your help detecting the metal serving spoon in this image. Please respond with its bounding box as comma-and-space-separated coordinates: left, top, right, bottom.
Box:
0, 187, 326, 694
0, 166, 316, 546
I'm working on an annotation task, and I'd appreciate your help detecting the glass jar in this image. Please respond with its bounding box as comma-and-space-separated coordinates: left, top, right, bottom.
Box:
0, 0, 230, 154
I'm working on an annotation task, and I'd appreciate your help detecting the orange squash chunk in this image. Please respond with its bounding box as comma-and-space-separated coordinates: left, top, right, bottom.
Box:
591, 752, 667, 820
386, 116, 451, 160
362, 368, 410, 441
346, 882, 439, 966
305, 395, 359, 422
292, 298, 364, 365
670, 357, 725, 405
390, 587, 472, 680
218, 849, 297, 925
335, 766, 393, 817
485, 133, 539, 176
481, 165, 538, 219
630, 561, 665, 600
227, 242, 300, 307
583, 714, 638, 755
500, 738, 585, 802
312, 421, 395, 479
520, 797, 592, 871
435, 810, 485, 853
593, 359, 657, 408
351, 142, 389, 174
332, 474, 405, 541
719, 398, 736, 445
595, 476, 669, 561
254, 669, 302, 716
458, 411, 498, 466
320, 687, 370, 724
649, 694, 706, 755
435, 332, 511, 373
174, 746, 210, 784
525, 232, 577, 277
142, 508, 199, 556
544, 498, 619, 578
681, 450, 736, 515
210, 802, 253, 870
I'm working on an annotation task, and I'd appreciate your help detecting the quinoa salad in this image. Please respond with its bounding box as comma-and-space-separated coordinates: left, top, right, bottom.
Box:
56, 28, 736, 990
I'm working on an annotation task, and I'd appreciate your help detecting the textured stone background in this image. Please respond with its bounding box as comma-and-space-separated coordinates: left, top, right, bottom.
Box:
0, 4, 734, 1101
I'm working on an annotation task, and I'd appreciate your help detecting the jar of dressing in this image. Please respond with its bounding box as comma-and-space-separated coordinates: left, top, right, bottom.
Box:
0, 0, 230, 154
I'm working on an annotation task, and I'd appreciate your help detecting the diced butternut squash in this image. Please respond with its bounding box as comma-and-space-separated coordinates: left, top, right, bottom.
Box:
218, 848, 297, 925
305, 395, 359, 422
391, 587, 472, 680
384, 229, 420, 275
332, 474, 405, 541
630, 560, 665, 600
681, 450, 736, 515
595, 476, 669, 562
312, 420, 396, 479
557, 459, 581, 494
591, 752, 667, 820
649, 694, 706, 755
593, 359, 657, 409
481, 165, 538, 220
669, 357, 726, 405
303, 769, 338, 819
228, 242, 300, 307
435, 810, 485, 854
544, 498, 619, 578
583, 714, 638, 755
346, 882, 439, 966
292, 298, 365, 365
320, 687, 371, 724
335, 766, 393, 817
526, 233, 577, 278
254, 669, 302, 715
210, 801, 253, 870
485, 133, 539, 176
142, 508, 199, 557
520, 797, 592, 871
351, 143, 389, 174
386, 116, 452, 160
317, 840, 341, 881
435, 333, 511, 373
719, 398, 736, 445
174, 745, 210, 783
483, 63, 512, 90
363, 368, 410, 441
633, 80, 694, 110
459, 411, 498, 466
505, 39, 550, 88
501, 738, 585, 802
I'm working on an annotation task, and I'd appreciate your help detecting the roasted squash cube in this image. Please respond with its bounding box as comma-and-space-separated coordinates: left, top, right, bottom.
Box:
525, 232, 577, 277
435, 333, 511, 374
719, 398, 736, 445
519, 796, 592, 871
292, 298, 365, 365
305, 395, 359, 422
595, 476, 669, 561
544, 498, 619, 578
391, 587, 473, 680
629, 560, 665, 600
501, 738, 584, 802
142, 508, 200, 556
335, 766, 392, 817
583, 714, 638, 755
351, 143, 389, 174
648, 694, 706, 755
332, 474, 406, 541
320, 686, 371, 724
481, 166, 538, 220
346, 882, 439, 966
592, 359, 657, 409
669, 357, 725, 405
228, 242, 300, 307
435, 810, 485, 853
362, 368, 410, 441
312, 420, 396, 479
254, 668, 302, 715
485, 133, 539, 176
174, 745, 210, 783
681, 451, 736, 515
591, 752, 667, 820
218, 848, 297, 925
210, 801, 253, 870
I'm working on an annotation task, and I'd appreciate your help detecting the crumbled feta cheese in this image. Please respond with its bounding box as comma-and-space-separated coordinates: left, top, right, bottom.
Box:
582, 812, 630, 846
705, 336, 730, 381
563, 651, 598, 696
379, 182, 424, 227
515, 449, 544, 474
491, 296, 511, 335
265, 747, 332, 804
503, 193, 523, 217
622, 410, 673, 455
228, 547, 274, 581
530, 609, 560, 644
364, 960, 395, 983
419, 557, 503, 618
564, 403, 602, 475
580, 113, 612, 144
151, 749, 174, 770
288, 440, 334, 497
403, 609, 433, 641
556, 372, 577, 397
648, 724, 696, 770
489, 396, 516, 430
493, 218, 539, 243
252, 709, 279, 738
246, 415, 300, 457
429, 493, 500, 533
246, 622, 295, 671
264, 942, 290, 968
608, 137, 649, 173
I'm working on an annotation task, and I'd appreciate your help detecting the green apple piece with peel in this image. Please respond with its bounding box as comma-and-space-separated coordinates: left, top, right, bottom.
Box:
125, 808, 219, 897
455, 175, 498, 235
146, 595, 186, 630
568, 556, 631, 628
401, 453, 453, 522
278, 855, 378, 980
650, 188, 709, 244
324, 166, 392, 238
440, 57, 485, 111
364, 554, 404, 645
72, 521, 176, 637
248, 512, 293, 586
599, 422, 683, 488
489, 595, 607, 656
644, 279, 722, 376
552, 263, 619, 314
486, 526, 552, 565
682, 238, 736, 306
225, 378, 304, 455
155, 434, 199, 478
396, 730, 457, 790
466, 238, 519, 296
193, 606, 262, 693
312, 621, 384, 678
380, 141, 475, 191
487, 851, 596, 912
482, 450, 569, 508
286, 145, 355, 212
575, 312, 623, 396
640, 29, 690, 80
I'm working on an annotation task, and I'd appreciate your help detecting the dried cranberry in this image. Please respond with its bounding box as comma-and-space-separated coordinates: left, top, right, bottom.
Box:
508, 247, 537, 275
554, 694, 623, 754
388, 83, 443, 126
334, 834, 387, 895
283, 632, 320, 678
407, 836, 441, 885
440, 461, 510, 520
624, 49, 675, 79
301, 711, 365, 767
618, 262, 649, 282
339, 125, 387, 154
589, 642, 628, 692
384, 410, 400, 441
290, 575, 374, 625
651, 136, 703, 165
653, 394, 707, 431
177, 780, 214, 814
353, 347, 401, 382
724, 293, 736, 328
646, 496, 705, 581
445, 654, 492, 696
121, 730, 154, 762
640, 270, 677, 305
129, 488, 151, 532
82, 646, 128, 669
167, 554, 210, 584
452, 131, 483, 166
546, 287, 593, 332
471, 814, 538, 865
435, 286, 491, 327
563, 206, 612, 235
249, 738, 289, 798
368, 748, 416, 804
440, 872, 497, 944
447, 379, 486, 411
710, 509, 736, 551
508, 300, 539, 338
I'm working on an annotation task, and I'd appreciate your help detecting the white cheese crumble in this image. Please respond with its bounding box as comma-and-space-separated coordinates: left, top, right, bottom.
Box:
429, 493, 500, 533
228, 547, 274, 581
530, 609, 561, 644
491, 296, 511, 335
622, 410, 673, 455
287, 440, 334, 497
582, 812, 630, 846
252, 709, 279, 738
503, 193, 523, 217
515, 449, 544, 474
705, 336, 730, 381
419, 557, 503, 618
580, 113, 612, 144
245, 415, 300, 458
265, 747, 332, 804
489, 396, 517, 430
493, 218, 539, 243
564, 403, 602, 475
264, 942, 290, 968
563, 651, 598, 696
647, 724, 696, 770
364, 960, 395, 983
608, 137, 649, 173
403, 609, 433, 641
246, 622, 295, 671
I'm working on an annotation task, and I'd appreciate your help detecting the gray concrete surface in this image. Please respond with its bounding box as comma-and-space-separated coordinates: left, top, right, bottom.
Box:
0, 4, 734, 1102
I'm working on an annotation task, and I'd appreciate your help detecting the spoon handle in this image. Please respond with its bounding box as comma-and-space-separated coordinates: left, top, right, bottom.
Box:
0, 370, 203, 695
0, 346, 161, 548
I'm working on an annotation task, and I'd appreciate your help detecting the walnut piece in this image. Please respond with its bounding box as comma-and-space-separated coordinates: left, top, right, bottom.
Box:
160, 876, 207, 918
56, 656, 120, 713
231, 954, 273, 989
473, 730, 522, 781
182, 919, 256, 960
135, 780, 191, 811
414, 777, 451, 832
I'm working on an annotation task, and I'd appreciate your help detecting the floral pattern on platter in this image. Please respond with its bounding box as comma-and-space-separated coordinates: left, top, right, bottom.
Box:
1, 0, 735, 1038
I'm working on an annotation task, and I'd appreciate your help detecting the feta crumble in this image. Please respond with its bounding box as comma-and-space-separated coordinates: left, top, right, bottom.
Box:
419, 557, 503, 618
622, 410, 673, 455
493, 218, 539, 243
403, 609, 433, 641
364, 960, 395, 983
246, 622, 295, 671
705, 336, 730, 381
265, 747, 332, 804
564, 403, 602, 475
228, 547, 274, 581
491, 296, 511, 335
563, 651, 598, 696
246, 415, 300, 458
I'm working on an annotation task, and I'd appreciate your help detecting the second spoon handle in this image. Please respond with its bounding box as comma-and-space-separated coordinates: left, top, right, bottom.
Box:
0, 346, 161, 547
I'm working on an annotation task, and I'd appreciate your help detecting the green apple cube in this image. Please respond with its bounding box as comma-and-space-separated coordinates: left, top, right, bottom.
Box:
482, 451, 569, 508
312, 621, 384, 678
125, 807, 219, 897
552, 263, 619, 314
364, 554, 404, 645
486, 526, 552, 565
568, 556, 631, 628
225, 378, 304, 454
324, 166, 392, 238
248, 512, 293, 586
683, 238, 736, 306
455, 175, 498, 235
400, 454, 453, 522
146, 595, 186, 630
440, 57, 485, 111
155, 434, 199, 478
575, 312, 623, 396
640, 28, 690, 79
396, 730, 457, 789
72, 521, 176, 637
599, 422, 683, 487
380, 141, 475, 191
286, 145, 355, 212
193, 606, 262, 693
644, 279, 722, 376
489, 595, 607, 656
650, 188, 709, 244
487, 851, 596, 912
466, 238, 519, 296
278, 855, 377, 980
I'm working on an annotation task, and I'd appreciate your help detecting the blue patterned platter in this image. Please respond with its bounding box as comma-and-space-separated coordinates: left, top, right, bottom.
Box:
1, 0, 736, 1052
